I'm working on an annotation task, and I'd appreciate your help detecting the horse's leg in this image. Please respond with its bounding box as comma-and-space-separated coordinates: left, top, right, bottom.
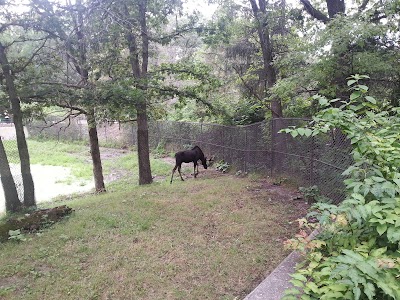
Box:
178, 165, 184, 181
194, 162, 198, 178
170, 165, 178, 184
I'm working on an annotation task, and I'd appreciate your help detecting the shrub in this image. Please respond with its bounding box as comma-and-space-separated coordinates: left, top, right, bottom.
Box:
282, 75, 400, 300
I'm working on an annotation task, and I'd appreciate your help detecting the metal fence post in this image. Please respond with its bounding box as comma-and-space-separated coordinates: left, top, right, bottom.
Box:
244, 127, 248, 173
270, 119, 275, 177
221, 129, 225, 161
132, 124, 136, 145
310, 135, 315, 185
104, 123, 107, 144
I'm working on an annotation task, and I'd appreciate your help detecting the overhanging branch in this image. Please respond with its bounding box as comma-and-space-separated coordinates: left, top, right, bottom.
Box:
299, 0, 329, 23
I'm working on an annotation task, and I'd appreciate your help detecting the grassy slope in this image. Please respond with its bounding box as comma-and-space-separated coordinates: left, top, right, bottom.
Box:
0, 174, 304, 300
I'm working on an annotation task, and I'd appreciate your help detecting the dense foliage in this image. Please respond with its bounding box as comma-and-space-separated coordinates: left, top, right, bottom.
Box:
282, 76, 400, 299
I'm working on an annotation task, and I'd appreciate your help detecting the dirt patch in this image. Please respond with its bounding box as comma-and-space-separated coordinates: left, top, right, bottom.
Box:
162, 156, 225, 182
101, 147, 129, 158
0, 205, 73, 242
245, 177, 310, 239
160, 156, 176, 165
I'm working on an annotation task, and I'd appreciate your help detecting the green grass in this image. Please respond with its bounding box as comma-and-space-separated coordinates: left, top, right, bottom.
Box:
0, 175, 306, 300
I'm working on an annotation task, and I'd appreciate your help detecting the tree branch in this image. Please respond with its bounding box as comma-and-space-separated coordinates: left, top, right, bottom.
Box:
299, 0, 329, 23
232, 65, 281, 117
358, 0, 369, 12
14, 38, 49, 74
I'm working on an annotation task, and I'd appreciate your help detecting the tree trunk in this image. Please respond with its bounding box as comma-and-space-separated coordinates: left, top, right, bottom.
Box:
249, 0, 283, 118
125, 0, 153, 185
66, 2, 106, 192
136, 100, 152, 184
0, 42, 35, 207
87, 110, 106, 192
0, 138, 21, 212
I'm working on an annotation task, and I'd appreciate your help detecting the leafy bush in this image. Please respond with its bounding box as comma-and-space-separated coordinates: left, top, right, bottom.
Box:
282, 75, 400, 300
215, 160, 230, 173
299, 186, 332, 204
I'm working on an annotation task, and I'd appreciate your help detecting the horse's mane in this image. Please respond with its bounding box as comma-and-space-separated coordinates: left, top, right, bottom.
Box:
191, 145, 204, 156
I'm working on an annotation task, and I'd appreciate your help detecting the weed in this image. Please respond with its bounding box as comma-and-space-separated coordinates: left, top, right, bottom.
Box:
8, 229, 26, 242
298, 185, 332, 204
152, 141, 167, 158
215, 160, 230, 173
272, 176, 287, 186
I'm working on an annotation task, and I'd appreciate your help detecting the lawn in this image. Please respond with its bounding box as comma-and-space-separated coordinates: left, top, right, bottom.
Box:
0, 172, 308, 299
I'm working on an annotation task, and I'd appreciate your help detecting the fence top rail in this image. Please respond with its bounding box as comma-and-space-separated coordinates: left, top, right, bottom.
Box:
153, 120, 268, 129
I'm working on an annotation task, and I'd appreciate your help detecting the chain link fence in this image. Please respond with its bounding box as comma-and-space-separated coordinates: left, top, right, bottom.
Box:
26, 117, 353, 203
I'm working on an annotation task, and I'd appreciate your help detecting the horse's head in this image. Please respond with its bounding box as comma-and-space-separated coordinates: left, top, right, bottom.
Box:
203, 156, 214, 169
201, 157, 208, 169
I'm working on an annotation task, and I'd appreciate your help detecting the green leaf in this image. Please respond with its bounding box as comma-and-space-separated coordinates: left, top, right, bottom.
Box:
297, 128, 306, 136
350, 91, 361, 101
319, 97, 328, 106
371, 176, 386, 183
370, 247, 387, 257
347, 79, 357, 86
353, 286, 361, 300
304, 128, 313, 137
291, 273, 307, 282
290, 279, 305, 288
376, 224, 387, 235
387, 226, 400, 242
365, 96, 376, 104
363, 282, 375, 300
393, 178, 400, 188
320, 291, 344, 299
329, 284, 348, 292
306, 281, 319, 293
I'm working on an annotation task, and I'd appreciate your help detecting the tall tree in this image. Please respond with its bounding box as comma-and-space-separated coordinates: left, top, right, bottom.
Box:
270, 0, 400, 116
248, 0, 282, 118
297, 0, 399, 103
26, 0, 107, 192
0, 36, 36, 207
0, 138, 21, 212
122, 0, 153, 184
201, 0, 288, 122
98, 0, 208, 185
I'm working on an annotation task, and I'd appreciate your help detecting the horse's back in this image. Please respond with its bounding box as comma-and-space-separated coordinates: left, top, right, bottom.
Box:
191, 145, 204, 157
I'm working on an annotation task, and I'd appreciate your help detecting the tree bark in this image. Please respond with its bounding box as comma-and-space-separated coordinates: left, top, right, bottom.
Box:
0, 42, 36, 207
136, 101, 152, 184
0, 137, 21, 212
69, 1, 107, 192
125, 0, 153, 185
87, 110, 106, 192
299, 0, 345, 22
249, 0, 283, 118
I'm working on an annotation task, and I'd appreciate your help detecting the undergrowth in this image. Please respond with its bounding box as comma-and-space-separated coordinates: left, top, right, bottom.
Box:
282, 75, 400, 299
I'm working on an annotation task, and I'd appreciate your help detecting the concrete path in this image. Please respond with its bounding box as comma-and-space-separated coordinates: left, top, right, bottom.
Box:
244, 251, 301, 300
